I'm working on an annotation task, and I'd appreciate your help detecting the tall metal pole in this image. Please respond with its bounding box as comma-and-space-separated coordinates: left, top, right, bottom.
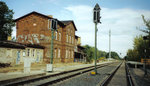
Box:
94, 23, 97, 74
109, 29, 111, 59
50, 29, 54, 64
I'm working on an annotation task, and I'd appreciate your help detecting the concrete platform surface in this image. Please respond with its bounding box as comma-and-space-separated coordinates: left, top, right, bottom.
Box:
0, 61, 112, 82
107, 62, 127, 86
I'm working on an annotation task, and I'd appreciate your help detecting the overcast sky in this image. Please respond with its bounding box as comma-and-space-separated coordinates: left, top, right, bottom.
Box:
4, 0, 150, 57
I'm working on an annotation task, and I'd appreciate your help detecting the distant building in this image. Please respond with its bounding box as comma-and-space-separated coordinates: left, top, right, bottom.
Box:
74, 35, 86, 62
14, 11, 77, 63
0, 41, 44, 65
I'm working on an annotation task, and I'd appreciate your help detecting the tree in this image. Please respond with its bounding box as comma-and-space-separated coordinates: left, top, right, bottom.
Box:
0, 1, 15, 41
126, 15, 150, 61
106, 51, 120, 60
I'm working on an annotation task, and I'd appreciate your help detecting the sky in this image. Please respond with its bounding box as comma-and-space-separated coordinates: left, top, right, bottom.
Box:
3, 0, 150, 58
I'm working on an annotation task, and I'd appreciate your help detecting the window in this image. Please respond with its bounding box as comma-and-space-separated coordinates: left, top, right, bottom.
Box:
65, 50, 68, 58
68, 50, 70, 58
33, 49, 35, 57
58, 49, 60, 58
69, 36, 71, 43
66, 35, 68, 42
48, 19, 50, 29
27, 49, 30, 56
23, 51, 26, 57
54, 49, 57, 58
55, 31, 57, 40
72, 51, 74, 58
72, 37, 74, 44
59, 33, 61, 41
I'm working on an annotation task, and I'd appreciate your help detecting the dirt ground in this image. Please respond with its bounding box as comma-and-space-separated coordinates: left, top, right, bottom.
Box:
0, 62, 84, 73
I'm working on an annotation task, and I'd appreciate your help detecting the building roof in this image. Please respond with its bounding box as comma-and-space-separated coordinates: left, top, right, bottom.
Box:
75, 35, 80, 39
0, 41, 45, 49
78, 45, 85, 50
0, 41, 25, 49
25, 44, 45, 49
61, 20, 77, 31
14, 11, 65, 27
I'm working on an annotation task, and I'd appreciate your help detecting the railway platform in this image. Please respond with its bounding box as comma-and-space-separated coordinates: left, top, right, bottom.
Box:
107, 62, 127, 86
0, 61, 111, 84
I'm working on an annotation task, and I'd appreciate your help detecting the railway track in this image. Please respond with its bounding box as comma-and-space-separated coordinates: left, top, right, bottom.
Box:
126, 62, 134, 86
3, 62, 114, 86
98, 61, 134, 86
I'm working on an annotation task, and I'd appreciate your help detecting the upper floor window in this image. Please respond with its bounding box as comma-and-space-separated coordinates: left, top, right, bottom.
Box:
66, 34, 68, 42
59, 33, 61, 41
72, 37, 74, 44
55, 31, 57, 40
69, 36, 71, 43
48, 19, 50, 29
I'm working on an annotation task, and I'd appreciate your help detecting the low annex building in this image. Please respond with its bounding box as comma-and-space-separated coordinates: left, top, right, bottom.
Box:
0, 41, 44, 65
14, 11, 77, 63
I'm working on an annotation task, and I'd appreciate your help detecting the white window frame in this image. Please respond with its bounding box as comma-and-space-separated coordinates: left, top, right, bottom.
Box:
59, 32, 61, 41
54, 49, 57, 58
48, 19, 50, 29
69, 50, 70, 58
27, 49, 30, 57
72, 37, 74, 44
33, 49, 35, 57
23, 51, 26, 57
66, 34, 68, 42
69, 36, 71, 43
55, 31, 57, 40
72, 51, 74, 58
58, 49, 60, 58
66, 50, 68, 58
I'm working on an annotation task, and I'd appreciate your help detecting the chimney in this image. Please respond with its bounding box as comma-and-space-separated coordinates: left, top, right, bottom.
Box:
47, 15, 53, 18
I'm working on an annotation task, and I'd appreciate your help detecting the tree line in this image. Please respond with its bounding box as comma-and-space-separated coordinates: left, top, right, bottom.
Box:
83, 45, 120, 63
126, 15, 150, 61
0, 1, 15, 41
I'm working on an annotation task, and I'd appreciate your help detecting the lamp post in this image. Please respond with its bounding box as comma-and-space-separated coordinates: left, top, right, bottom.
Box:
93, 3, 101, 74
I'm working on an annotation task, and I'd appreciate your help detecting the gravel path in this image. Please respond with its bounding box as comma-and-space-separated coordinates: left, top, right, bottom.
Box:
51, 62, 121, 86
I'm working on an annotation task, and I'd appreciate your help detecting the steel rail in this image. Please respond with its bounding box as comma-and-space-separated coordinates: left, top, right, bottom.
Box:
125, 62, 134, 86
4, 62, 114, 86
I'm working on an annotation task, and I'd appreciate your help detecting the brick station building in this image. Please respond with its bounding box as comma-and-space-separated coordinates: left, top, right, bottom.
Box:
14, 11, 77, 63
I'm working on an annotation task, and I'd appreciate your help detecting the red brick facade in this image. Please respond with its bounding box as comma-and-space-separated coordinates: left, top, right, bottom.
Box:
15, 11, 77, 63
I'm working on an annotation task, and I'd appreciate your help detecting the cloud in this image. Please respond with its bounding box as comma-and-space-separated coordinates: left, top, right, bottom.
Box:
61, 5, 150, 57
